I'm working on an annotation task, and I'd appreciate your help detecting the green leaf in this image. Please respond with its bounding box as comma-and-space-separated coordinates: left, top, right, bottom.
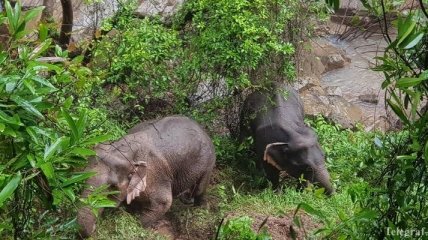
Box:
29, 38, 52, 60
40, 162, 55, 179
70, 148, 96, 156
0, 52, 7, 64
31, 75, 57, 90
396, 77, 427, 88
2, 127, 17, 137
92, 199, 117, 208
61, 172, 96, 188
83, 134, 113, 145
63, 96, 74, 110
23, 79, 36, 94
0, 110, 22, 126
402, 33, 424, 49
62, 109, 78, 145
294, 202, 327, 223
26, 126, 51, 139
44, 137, 66, 161
424, 140, 428, 165
28, 61, 62, 73
38, 23, 49, 42
5, 1, 16, 34
352, 209, 377, 221
0, 123, 5, 132
26, 127, 39, 144
76, 110, 88, 140
10, 95, 45, 119
14, 21, 27, 39
397, 17, 416, 46
24, 6, 45, 22
63, 187, 76, 202
0, 173, 22, 207
386, 99, 409, 125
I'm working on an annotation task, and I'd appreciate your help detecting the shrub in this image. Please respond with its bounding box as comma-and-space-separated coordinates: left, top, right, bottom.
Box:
0, 2, 118, 237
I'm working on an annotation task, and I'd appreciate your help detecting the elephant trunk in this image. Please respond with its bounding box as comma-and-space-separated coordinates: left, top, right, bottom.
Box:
76, 162, 110, 238
77, 206, 97, 238
311, 166, 334, 195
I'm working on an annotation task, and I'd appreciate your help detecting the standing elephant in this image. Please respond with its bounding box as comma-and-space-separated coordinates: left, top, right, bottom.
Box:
240, 83, 334, 195
77, 116, 216, 238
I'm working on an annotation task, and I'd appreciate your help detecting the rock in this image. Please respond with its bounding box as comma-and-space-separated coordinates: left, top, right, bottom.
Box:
295, 76, 363, 128
20, 0, 186, 41
324, 86, 343, 97
327, 95, 363, 128
294, 77, 325, 95
300, 93, 332, 117
312, 42, 351, 73
358, 94, 378, 104
321, 53, 348, 72
298, 39, 351, 78
297, 78, 363, 128
135, 0, 185, 19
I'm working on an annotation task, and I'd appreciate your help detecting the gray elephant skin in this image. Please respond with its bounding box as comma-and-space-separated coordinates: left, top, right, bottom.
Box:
77, 116, 216, 238
240, 83, 334, 195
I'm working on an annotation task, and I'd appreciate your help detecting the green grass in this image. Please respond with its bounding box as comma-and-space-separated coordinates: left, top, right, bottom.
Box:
95, 209, 166, 240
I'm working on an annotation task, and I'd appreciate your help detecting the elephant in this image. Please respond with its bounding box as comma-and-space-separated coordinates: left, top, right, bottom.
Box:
77, 116, 216, 238
239, 83, 334, 195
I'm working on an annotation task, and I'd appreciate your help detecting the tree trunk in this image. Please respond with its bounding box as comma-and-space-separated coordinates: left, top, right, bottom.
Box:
59, 0, 73, 48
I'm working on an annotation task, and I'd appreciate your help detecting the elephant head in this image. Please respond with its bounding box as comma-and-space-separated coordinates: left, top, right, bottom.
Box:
263, 140, 334, 195
77, 155, 149, 238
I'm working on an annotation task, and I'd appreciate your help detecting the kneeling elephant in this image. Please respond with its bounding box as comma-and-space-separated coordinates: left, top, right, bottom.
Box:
77, 116, 215, 238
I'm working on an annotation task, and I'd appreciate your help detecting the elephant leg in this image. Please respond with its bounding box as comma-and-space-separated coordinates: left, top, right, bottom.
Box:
193, 171, 212, 206
139, 186, 173, 227
178, 189, 194, 205
263, 162, 280, 188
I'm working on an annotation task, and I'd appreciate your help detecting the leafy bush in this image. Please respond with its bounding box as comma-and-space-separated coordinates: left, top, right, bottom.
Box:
353, 1, 427, 238
93, 13, 181, 122
0, 2, 118, 238
91, 0, 325, 128
305, 1, 428, 238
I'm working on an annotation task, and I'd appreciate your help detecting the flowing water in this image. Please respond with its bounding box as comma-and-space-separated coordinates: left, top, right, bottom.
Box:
320, 34, 391, 129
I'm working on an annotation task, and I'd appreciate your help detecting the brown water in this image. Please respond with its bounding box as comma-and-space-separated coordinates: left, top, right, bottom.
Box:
320, 35, 391, 129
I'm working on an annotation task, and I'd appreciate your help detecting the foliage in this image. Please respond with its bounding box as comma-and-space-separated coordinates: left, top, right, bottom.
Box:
95, 209, 167, 240
308, 0, 428, 238
94, 15, 181, 121
0, 1, 118, 238
91, 0, 325, 127
216, 216, 271, 240
354, 0, 427, 238
305, 117, 377, 186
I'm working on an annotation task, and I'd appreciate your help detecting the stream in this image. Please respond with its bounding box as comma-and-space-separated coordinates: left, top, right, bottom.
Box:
320, 34, 391, 130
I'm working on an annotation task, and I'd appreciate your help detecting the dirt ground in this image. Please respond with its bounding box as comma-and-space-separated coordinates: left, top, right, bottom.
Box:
150, 206, 320, 240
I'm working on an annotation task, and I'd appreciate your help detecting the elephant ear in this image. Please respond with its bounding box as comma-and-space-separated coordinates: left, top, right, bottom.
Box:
263, 142, 288, 171
126, 161, 147, 204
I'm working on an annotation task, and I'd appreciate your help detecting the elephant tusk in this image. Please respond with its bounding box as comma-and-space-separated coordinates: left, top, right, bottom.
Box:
263, 142, 287, 171
134, 161, 147, 166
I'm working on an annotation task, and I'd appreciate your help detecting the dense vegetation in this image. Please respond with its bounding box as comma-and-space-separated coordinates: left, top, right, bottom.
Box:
0, 0, 427, 239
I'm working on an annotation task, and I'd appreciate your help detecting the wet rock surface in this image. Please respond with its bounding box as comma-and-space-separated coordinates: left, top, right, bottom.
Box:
296, 32, 395, 131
